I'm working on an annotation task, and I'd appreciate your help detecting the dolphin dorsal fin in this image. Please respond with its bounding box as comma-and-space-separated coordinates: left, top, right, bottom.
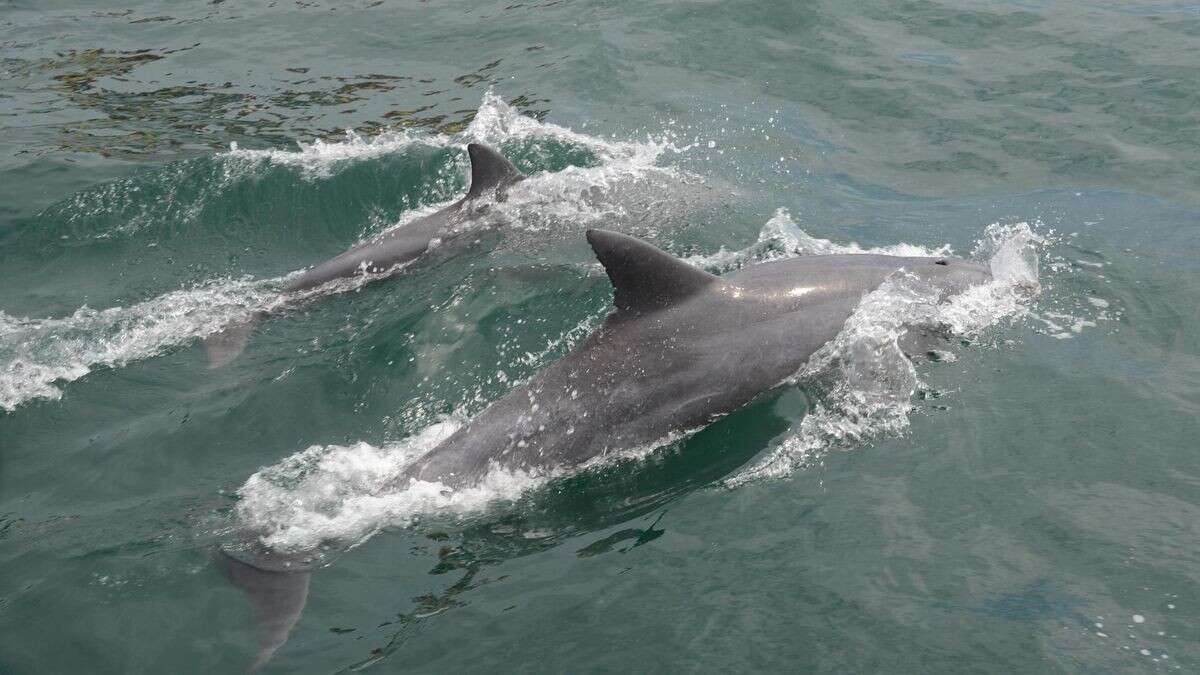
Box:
586, 229, 718, 314
465, 143, 524, 200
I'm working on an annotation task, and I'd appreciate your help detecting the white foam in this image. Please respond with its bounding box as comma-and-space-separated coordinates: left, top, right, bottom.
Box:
236, 416, 695, 552
0, 278, 283, 411
685, 208, 951, 272
726, 219, 1043, 484
235, 418, 553, 551
223, 129, 447, 177
438, 90, 687, 233
222, 89, 680, 188
225, 88, 689, 242
464, 90, 675, 167
0, 257, 428, 412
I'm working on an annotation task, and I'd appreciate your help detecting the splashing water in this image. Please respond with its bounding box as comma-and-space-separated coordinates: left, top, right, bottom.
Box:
234, 419, 554, 551
224, 89, 679, 181
225, 89, 689, 234
727, 219, 1044, 485
0, 258, 437, 412
236, 419, 698, 553
224, 129, 443, 177
0, 279, 280, 411
686, 208, 953, 272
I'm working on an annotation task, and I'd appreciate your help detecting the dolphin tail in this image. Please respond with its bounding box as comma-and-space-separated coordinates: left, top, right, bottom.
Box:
219, 545, 314, 671
202, 314, 261, 368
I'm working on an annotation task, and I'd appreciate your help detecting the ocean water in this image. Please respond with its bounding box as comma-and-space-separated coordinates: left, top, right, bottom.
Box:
1, 1, 1198, 672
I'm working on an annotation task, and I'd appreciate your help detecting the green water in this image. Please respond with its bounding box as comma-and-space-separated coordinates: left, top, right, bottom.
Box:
2, 0, 1199, 672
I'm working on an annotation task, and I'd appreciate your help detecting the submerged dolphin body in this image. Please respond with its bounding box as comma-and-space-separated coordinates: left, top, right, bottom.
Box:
401, 229, 992, 487
202, 143, 525, 366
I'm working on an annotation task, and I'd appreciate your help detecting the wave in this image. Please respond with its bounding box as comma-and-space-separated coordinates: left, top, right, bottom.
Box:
0, 258, 432, 412
1, 90, 689, 411
0, 277, 279, 412
224, 89, 690, 235
233, 419, 552, 551
223, 88, 679, 180
31, 88, 689, 245
223, 129, 447, 177
685, 207, 952, 272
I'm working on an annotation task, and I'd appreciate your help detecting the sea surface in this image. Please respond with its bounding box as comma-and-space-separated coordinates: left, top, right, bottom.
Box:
2, 1, 1199, 672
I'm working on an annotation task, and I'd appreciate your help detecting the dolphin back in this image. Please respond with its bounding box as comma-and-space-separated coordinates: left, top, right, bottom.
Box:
204, 143, 524, 368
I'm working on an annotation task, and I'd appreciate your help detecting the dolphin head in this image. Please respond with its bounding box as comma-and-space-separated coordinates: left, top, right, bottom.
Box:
909, 256, 993, 297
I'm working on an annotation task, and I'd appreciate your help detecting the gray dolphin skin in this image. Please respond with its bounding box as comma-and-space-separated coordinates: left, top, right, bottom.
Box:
202, 142, 524, 366
401, 229, 992, 488
284, 142, 524, 292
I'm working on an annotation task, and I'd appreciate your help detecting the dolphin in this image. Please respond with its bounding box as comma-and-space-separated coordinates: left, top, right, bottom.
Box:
222, 229, 992, 669
400, 228, 992, 487
283, 143, 524, 292
202, 143, 525, 366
